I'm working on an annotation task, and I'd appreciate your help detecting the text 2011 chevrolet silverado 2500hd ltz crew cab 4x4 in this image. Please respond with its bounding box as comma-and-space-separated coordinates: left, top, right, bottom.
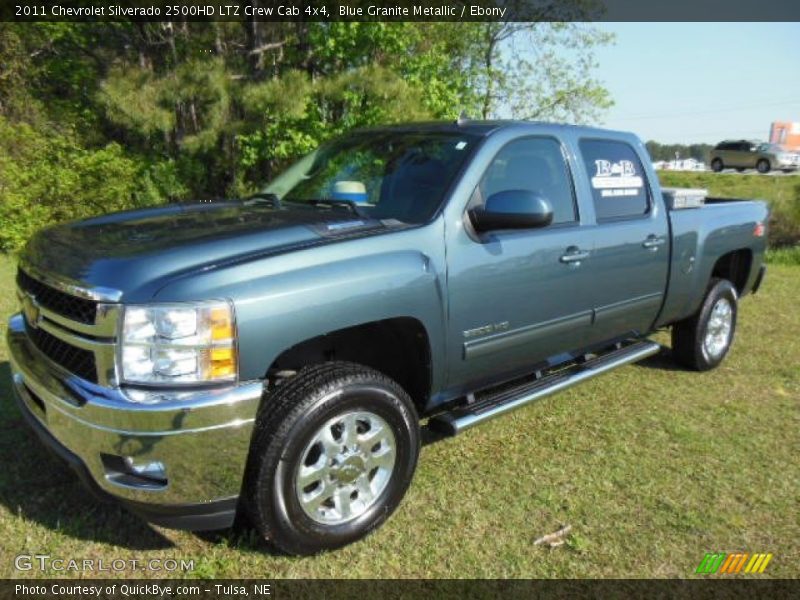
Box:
7, 121, 768, 555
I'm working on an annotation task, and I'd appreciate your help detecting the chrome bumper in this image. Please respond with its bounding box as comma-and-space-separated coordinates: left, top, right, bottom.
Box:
7, 313, 263, 528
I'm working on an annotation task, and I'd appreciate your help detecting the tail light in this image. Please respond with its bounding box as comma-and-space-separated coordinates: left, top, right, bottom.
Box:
753, 222, 765, 238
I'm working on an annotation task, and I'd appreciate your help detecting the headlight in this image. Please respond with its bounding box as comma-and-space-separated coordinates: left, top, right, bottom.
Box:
120, 301, 237, 384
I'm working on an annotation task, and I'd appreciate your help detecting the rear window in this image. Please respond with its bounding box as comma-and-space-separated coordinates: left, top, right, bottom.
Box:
579, 139, 650, 221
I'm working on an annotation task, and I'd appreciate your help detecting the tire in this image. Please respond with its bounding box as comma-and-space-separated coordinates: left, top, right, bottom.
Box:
671, 278, 738, 371
244, 362, 420, 555
756, 159, 770, 174
711, 158, 724, 172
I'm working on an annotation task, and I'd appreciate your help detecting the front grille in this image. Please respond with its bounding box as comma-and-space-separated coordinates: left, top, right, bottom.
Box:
17, 269, 97, 325
26, 323, 98, 383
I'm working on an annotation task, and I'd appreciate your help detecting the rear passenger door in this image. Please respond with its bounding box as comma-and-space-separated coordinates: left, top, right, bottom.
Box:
732, 142, 753, 168
717, 142, 735, 167
576, 139, 670, 344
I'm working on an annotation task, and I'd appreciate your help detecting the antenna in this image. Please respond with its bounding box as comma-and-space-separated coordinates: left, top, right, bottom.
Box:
457, 110, 470, 126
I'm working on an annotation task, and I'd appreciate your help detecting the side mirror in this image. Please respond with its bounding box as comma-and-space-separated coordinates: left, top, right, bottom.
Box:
469, 190, 554, 233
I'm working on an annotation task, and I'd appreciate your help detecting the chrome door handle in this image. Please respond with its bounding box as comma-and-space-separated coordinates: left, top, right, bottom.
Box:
642, 236, 665, 249
560, 250, 590, 264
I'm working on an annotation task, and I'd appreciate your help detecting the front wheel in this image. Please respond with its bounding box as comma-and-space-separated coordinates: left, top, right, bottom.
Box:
671, 279, 738, 371
244, 362, 420, 555
756, 159, 771, 174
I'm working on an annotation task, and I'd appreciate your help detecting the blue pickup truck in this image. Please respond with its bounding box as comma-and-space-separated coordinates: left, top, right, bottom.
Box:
8, 121, 768, 555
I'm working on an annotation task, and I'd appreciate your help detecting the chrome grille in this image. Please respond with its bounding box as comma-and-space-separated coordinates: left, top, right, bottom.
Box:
15, 266, 120, 385
26, 323, 98, 383
17, 269, 97, 324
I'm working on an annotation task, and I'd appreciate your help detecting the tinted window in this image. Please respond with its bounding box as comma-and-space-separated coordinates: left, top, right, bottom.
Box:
579, 139, 649, 221
478, 137, 577, 224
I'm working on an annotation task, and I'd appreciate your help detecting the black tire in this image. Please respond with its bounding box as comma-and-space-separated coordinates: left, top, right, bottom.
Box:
671, 278, 738, 371
756, 159, 770, 174
244, 362, 420, 555
711, 158, 724, 172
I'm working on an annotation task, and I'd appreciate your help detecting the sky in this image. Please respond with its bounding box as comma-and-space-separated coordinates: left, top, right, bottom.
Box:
592, 23, 800, 144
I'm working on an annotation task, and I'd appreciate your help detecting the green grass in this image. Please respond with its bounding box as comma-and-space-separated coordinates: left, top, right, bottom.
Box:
766, 246, 800, 266
0, 254, 798, 579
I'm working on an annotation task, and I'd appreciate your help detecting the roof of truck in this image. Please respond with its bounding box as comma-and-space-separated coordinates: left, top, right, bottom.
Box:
351, 120, 634, 139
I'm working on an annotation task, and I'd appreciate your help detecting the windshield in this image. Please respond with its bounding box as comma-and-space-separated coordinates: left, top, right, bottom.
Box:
262, 130, 479, 223
757, 143, 785, 153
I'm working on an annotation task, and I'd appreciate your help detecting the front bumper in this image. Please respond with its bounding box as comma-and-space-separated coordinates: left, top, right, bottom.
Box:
7, 313, 263, 530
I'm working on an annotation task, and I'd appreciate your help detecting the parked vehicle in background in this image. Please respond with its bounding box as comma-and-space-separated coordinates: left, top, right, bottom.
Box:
8, 121, 769, 555
710, 140, 800, 173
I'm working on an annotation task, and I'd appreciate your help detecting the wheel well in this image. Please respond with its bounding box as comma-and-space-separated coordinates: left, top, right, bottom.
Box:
266, 318, 432, 411
711, 249, 752, 295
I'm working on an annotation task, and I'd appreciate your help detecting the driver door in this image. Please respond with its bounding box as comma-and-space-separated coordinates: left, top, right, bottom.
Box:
446, 136, 597, 391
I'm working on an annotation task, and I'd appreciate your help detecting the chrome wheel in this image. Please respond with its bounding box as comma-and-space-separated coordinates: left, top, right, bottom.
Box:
295, 410, 396, 525
703, 297, 733, 360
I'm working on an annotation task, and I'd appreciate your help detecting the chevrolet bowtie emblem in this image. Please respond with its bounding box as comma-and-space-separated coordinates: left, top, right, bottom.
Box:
21, 292, 41, 329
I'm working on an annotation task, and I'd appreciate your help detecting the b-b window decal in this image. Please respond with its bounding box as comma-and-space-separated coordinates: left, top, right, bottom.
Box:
591, 160, 643, 198
579, 140, 650, 220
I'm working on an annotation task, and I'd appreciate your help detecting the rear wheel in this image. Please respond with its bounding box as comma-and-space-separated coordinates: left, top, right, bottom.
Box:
711, 158, 724, 172
244, 362, 419, 555
672, 279, 738, 371
756, 159, 770, 174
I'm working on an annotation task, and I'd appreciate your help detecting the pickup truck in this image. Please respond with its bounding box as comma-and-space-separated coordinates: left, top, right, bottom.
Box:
7, 121, 768, 555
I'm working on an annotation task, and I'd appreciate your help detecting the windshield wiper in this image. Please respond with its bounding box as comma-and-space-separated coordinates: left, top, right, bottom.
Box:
305, 198, 367, 218
244, 193, 283, 209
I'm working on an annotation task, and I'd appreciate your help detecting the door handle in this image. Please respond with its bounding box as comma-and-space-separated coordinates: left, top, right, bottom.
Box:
642, 235, 665, 250
560, 248, 590, 264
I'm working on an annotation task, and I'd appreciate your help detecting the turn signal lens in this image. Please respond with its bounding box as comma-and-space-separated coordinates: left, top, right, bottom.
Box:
210, 306, 234, 341
210, 347, 236, 379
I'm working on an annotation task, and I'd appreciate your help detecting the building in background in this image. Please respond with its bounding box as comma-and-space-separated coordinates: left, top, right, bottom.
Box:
769, 121, 800, 151
653, 158, 706, 172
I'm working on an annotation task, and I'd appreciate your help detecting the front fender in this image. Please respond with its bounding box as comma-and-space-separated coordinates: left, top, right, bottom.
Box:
152, 224, 447, 391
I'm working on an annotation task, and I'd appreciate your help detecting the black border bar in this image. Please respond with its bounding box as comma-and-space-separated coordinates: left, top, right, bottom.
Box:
4, 0, 800, 22
2, 579, 800, 599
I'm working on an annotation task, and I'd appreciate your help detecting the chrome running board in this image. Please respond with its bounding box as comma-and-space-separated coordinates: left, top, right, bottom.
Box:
430, 340, 662, 436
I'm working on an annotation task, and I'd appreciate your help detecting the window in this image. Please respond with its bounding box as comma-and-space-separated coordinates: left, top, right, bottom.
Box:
477, 137, 577, 224
264, 131, 479, 224
579, 139, 650, 221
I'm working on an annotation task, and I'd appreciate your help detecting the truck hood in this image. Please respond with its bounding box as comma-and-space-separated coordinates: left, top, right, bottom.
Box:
21, 201, 385, 300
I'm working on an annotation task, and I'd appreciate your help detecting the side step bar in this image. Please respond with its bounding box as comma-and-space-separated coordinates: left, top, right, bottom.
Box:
430, 340, 662, 436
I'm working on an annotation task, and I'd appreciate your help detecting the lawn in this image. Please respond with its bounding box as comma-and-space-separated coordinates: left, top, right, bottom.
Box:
0, 254, 797, 579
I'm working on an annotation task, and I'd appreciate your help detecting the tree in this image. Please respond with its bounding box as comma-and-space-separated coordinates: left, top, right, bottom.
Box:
466, 20, 613, 122
0, 18, 613, 251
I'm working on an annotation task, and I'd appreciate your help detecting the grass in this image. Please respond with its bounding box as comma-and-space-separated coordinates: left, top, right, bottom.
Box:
0, 255, 798, 579
765, 246, 800, 266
